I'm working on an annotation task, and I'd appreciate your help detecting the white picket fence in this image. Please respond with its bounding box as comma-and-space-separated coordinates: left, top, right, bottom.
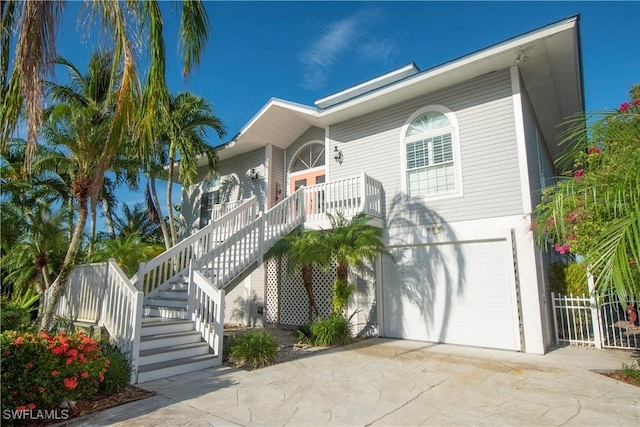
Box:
551, 292, 639, 350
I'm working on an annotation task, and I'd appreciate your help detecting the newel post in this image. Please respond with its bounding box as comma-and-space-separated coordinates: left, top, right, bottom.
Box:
186, 260, 196, 321
136, 262, 146, 293
359, 171, 367, 212
587, 269, 603, 349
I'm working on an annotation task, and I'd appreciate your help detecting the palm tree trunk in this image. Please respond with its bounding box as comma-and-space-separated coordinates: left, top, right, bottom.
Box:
88, 202, 97, 256
301, 264, 321, 318
150, 177, 171, 251
67, 198, 74, 243
166, 154, 178, 246
40, 180, 90, 329
102, 197, 116, 239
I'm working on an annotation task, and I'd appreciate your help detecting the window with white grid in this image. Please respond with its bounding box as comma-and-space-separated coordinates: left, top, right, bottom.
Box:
403, 108, 460, 198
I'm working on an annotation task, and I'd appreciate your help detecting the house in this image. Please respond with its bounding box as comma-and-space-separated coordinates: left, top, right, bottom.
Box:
179, 16, 583, 355
51, 16, 584, 383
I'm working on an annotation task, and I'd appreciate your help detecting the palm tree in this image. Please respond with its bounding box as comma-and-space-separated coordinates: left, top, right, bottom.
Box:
2, 0, 210, 175
266, 229, 328, 320
158, 92, 225, 246
90, 234, 164, 277
32, 2, 211, 328
322, 212, 391, 315
112, 202, 162, 243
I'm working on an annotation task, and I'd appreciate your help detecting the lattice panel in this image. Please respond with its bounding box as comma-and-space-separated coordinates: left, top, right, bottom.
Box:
264, 257, 335, 326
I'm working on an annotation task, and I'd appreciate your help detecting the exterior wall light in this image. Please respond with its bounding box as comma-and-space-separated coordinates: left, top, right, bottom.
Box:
333, 146, 343, 164
249, 168, 259, 181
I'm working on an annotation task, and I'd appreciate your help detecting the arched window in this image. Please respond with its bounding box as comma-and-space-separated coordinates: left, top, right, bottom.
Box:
290, 142, 325, 172
402, 106, 460, 198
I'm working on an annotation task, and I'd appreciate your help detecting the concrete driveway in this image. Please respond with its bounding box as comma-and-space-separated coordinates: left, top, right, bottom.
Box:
67, 338, 639, 426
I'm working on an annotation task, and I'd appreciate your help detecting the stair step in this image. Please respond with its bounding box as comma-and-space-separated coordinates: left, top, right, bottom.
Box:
157, 290, 188, 299
145, 297, 188, 308
143, 307, 187, 319
137, 354, 220, 383
139, 342, 211, 365
140, 319, 194, 336
140, 330, 202, 350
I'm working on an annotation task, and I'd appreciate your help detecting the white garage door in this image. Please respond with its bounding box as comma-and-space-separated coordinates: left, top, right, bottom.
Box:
382, 240, 520, 351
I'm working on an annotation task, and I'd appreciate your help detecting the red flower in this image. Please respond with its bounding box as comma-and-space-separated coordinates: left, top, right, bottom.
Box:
554, 243, 570, 255
50, 345, 66, 355
587, 147, 601, 154
66, 358, 74, 365
39, 387, 46, 393
63, 377, 78, 390
25, 363, 33, 369
619, 102, 631, 113
573, 169, 584, 178
98, 374, 105, 382
13, 336, 24, 346
79, 354, 87, 364
27, 403, 36, 410
15, 406, 27, 413
3, 350, 10, 356
51, 370, 59, 377
80, 371, 89, 379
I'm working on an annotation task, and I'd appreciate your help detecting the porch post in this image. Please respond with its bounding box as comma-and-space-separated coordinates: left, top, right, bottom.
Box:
587, 270, 603, 349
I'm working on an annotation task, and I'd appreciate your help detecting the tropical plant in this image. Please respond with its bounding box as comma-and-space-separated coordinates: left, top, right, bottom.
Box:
158, 92, 225, 246
24, 1, 212, 329
0, 298, 32, 332
322, 212, 391, 315
309, 313, 353, 347
112, 202, 162, 243
90, 234, 164, 277
532, 86, 640, 303
98, 343, 131, 394
227, 330, 279, 369
266, 229, 328, 319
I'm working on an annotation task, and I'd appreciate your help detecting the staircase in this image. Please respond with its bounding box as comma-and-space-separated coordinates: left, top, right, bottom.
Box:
50, 173, 383, 384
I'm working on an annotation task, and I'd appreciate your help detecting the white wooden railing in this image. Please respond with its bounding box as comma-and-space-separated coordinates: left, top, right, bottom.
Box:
44, 260, 143, 383
100, 259, 144, 383
187, 268, 225, 360
135, 196, 259, 295
44, 263, 108, 323
303, 172, 383, 222
193, 187, 305, 289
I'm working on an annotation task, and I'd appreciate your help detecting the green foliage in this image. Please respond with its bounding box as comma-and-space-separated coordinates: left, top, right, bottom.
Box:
90, 234, 164, 277
98, 343, 131, 394
332, 279, 355, 315
549, 262, 589, 296
0, 298, 32, 332
295, 324, 313, 345
228, 330, 279, 369
309, 314, 352, 347
1, 331, 109, 412
533, 86, 640, 301
621, 361, 640, 383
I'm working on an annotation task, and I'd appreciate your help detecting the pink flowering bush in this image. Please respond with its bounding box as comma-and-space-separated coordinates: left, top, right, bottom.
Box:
0, 330, 110, 413
532, 85, 640, 299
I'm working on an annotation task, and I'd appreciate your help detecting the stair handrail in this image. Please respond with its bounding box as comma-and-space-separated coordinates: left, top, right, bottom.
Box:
99, 259, 143, 384
192, 186, 305, 290
133, 196, 259, 295
187, 264, 225, 362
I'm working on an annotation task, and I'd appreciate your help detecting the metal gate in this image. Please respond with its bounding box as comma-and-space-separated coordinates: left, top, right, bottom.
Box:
552, 292, 639, 350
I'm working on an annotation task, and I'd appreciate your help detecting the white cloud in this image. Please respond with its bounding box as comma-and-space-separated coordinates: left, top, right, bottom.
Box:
300, 8, 396, 90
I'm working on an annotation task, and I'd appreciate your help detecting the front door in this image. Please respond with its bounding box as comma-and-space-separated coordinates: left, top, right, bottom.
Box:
289, 169, 326, 194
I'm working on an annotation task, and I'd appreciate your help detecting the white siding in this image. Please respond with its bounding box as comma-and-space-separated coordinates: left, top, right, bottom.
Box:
329, 70, 523, 232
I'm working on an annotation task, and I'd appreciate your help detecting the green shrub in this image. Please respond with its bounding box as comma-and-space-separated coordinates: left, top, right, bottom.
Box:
98, 343, 131, 394
310, 314, 351, 347
296, 324, 313, 345
549, 262, 589, 296
621, 361, 640, 383
228, 329, 279, 369
0, 298, 31, 332
1, 330, 109, 413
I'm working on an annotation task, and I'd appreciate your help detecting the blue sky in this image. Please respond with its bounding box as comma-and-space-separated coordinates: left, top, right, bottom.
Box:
53, 1, 639, 229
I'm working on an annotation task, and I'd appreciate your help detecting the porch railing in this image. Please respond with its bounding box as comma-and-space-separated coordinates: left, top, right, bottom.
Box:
44, 263, 108, 323
187, 268, 225, 362
303, 172, 383, 223
99, 259, 144, 383
134, 196, 259, 295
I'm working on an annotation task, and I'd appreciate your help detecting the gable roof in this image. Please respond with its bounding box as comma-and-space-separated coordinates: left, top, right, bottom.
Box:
213, 15, 583, 162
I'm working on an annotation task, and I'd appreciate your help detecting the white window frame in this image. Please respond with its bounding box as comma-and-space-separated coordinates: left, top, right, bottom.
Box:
400, 105, 463, 200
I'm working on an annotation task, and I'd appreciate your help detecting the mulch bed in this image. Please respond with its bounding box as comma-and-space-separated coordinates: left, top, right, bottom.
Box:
600, 370, 640, 387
